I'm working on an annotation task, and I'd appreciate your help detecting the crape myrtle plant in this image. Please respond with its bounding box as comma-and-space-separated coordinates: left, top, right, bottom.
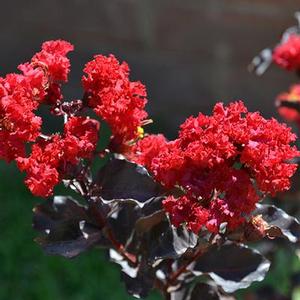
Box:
251, 11, 300, 218
2, 40, 300, 300
249, 13, 300, 298
251, 11, 300, 126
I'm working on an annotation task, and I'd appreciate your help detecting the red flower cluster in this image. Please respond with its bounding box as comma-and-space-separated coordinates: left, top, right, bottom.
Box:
131, 101, 299, 233
0, 40, 74, 163
1, 40, 153, 197
2, 39, 298, 227
0, 68, 45, 162
17, 117, 99, 197
20, 39, 74, 105
273, 34, 300, 71
128, 134, 168, 168
276, 84, 300, 124
32, 40, 74, 82
82, 54, 148, 152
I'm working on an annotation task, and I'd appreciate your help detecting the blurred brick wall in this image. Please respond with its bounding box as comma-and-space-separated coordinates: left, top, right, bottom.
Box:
0, 0, 299, 136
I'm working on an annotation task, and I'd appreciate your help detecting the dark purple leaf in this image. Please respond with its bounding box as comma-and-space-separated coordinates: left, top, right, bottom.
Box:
189, 283, 224, 300
253, 204, 300, 243
249, 48, 272, 75
109, 249, 155, 298
148, 222, 198, 263
192, 243, 270, 293
108, 196, 165, 247
120, 261, 155, 298
36, 228, 105, 258
94, 157, 163, 206
33, 196, 87, 234
33, 196, 108, 258
170, 283, 236, 300
170, 286, 190, 300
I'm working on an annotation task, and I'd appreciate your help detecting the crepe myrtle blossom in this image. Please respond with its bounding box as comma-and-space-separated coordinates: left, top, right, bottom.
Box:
276, 84, 300, 125
130, 101, 300, 233
1, 40, 299, 237
2, 38, 300, 300
0, 40, 73, 162
82, 54, 148, 152
0, 40, 152, 196
16, 117, 99, 197
21, 39, 74, 105
273, 34, 300, 71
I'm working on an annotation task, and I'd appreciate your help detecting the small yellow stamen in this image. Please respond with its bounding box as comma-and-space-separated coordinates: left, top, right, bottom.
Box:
137, 126, 144, 139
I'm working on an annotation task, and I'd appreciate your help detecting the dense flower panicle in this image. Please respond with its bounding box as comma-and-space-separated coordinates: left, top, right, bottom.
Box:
16, 135, 62, 197
15, 64, 48, 104
163, 196, 210, 233
15, 40, 74, 106
32, 40, 74, 83
163, 165, 259, 233
0, 132, 25, 162
41, 40, 74, 56
0, 40, 74, 162
276, 84, 300, 124
0, 74, 41, 141
63, 116, 100, 162
0, 71, 45, 161
21, 163, 59, 198
206, 167, 259, 232
273, 34, 300, 71
17, 117, 100, 197
82, 54, 148, 151
150, 140, 185, 188
129, 134, 168, 169
1, 39, 298, 236
132, 101, 299, 233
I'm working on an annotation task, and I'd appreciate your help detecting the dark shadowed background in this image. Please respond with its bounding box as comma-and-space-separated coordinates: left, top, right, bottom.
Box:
1, 0, 300, 137
1, 1, 300, 299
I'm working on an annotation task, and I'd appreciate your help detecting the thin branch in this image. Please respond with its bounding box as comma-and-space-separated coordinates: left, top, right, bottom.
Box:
89, 200, 137, 265
167, 245, 208, 287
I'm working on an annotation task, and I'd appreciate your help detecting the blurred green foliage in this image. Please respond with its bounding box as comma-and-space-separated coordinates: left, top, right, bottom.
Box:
2, 160, 300, 300
0, 161, 160, 300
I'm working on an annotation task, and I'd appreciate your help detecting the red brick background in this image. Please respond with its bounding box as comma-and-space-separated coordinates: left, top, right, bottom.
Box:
0, 0, 299, 136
